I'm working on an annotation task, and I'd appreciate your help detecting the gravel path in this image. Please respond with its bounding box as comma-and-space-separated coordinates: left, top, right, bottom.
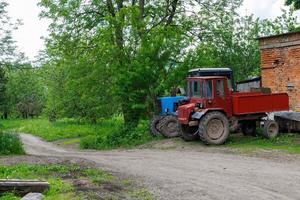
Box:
20, 134, 300, 200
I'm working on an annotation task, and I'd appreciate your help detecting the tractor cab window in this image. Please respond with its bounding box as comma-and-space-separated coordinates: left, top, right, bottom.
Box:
216, 79, 225, 99
190, 81, 202, 98
205, 80, 213, 98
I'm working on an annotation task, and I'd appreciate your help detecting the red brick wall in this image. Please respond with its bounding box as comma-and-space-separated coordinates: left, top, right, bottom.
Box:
259, 33, 300, 111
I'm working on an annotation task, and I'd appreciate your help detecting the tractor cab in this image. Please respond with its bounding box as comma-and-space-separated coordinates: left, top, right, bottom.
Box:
177, 68, 235, 129
190, 76, 231, 111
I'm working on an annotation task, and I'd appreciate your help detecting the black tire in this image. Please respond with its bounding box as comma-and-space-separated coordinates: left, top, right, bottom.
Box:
158, 115, 180, 138
179, 124, 199, 141
198, 111, 230, 145
150, 116, 163, 136
241, 121, 257, 136
263, 121, 279, 139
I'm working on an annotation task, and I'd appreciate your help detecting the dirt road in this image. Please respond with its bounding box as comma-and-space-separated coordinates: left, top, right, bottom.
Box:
20, 134, 300, 200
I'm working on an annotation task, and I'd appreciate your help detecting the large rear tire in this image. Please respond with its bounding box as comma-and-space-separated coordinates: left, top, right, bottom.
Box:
179, 124, 199, 141
150, 116, 163, 136
198, 111, 230, 145
263, 121, 279, 139
158, 115, 180, 138
241, 121, 257, 136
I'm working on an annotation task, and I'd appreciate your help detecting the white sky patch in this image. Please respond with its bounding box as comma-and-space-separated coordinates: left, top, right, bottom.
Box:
6, 0, 50, 61
5, 0, 300, 61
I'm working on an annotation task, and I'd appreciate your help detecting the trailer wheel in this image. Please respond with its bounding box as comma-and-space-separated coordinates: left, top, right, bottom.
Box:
158, 116, 180, 138
198, 111, 230, 145
179, 124, 199, 141
150, 116, 163, 136
263, 121, 279, 139
241, 121, 257, 136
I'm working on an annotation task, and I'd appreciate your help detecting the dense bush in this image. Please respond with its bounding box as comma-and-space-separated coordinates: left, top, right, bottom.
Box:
80, 120, 159, 150
0, 132, 24, 155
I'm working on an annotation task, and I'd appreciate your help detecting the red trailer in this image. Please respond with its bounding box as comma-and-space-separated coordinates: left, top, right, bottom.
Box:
177, 72, 289, 145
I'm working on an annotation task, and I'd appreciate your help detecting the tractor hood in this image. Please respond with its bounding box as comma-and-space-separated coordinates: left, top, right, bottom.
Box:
177, 103, 195, 124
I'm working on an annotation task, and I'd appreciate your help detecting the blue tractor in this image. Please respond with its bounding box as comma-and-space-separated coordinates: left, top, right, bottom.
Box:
150, 96, 186, 137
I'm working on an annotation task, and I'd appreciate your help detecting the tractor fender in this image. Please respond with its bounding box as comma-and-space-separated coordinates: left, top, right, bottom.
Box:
191, 109, 226, 120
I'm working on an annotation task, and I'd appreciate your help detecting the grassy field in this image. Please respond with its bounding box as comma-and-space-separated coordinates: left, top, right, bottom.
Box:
0, 164, 153, 200
0, 118, 161, 150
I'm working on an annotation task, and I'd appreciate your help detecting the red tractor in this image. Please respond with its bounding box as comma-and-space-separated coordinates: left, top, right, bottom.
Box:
177, 68, 289, 145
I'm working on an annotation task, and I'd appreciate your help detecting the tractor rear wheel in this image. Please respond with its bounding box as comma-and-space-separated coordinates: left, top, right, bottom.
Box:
241, 121, 257, 136
158, 116, 180, 138
179, 124, 199, 141
263, 121, 279, 139
150, 116, 163, 136
198, 111, 230, 145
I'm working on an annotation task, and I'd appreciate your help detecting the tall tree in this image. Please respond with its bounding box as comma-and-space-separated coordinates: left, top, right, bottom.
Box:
0, 1, 24, 118
39, 0, 243, 125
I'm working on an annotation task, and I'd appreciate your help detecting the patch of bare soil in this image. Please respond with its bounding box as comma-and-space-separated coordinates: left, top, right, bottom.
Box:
0, 155, 97, 167
138, 137, 300, 162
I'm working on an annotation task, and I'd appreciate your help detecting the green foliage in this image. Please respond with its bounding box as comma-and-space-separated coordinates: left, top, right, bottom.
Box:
5, 66, 45, 118
0, 193, 19, 200
286, 0, 300, 10
0, 132, 24, 155
36, 0, 300, 127
0, 1, 26, 120
80, 120, 160, 150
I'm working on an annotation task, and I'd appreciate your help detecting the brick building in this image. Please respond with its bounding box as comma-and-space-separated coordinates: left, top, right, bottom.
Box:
259, 32, 300, 111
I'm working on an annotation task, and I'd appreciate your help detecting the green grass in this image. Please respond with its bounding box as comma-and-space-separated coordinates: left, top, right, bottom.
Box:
0, 132, 24, 156
0, 164, 78, 200
226, 133, 300, 154
0, 118, 122, 142
0, 164, 118, 200
128, 189, 153, 200
0, 118, 160, 150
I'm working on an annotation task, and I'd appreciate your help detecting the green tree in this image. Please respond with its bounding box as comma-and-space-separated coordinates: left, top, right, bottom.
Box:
39, 0, 244, 125
286, 0, 300, 10
6, 65, 45, 118
0, 1, 25, 118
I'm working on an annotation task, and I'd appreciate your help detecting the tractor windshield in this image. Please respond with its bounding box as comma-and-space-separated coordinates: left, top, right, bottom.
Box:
189, 80, 214, 99
190, 80, 203, 98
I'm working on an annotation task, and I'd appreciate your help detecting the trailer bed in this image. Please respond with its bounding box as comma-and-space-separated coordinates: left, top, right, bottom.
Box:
232, 92, 289, 115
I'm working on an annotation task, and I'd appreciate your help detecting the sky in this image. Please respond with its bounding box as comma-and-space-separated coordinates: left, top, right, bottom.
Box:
5, 0, 300, 61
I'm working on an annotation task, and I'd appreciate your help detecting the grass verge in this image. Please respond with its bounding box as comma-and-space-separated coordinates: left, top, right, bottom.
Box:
0, 163, 153, 200
0, 118, 160, 150
226, 133, 300, 154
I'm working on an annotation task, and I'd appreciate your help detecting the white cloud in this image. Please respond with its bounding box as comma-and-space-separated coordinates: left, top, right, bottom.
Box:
240, 0, 300, 19
6, 0, 50, 61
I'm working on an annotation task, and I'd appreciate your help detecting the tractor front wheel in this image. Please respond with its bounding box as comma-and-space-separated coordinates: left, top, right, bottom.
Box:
198, 111, 230, 145
179, 124, 199, 141
263, 121, 279, 139
158, 116, 180, 138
